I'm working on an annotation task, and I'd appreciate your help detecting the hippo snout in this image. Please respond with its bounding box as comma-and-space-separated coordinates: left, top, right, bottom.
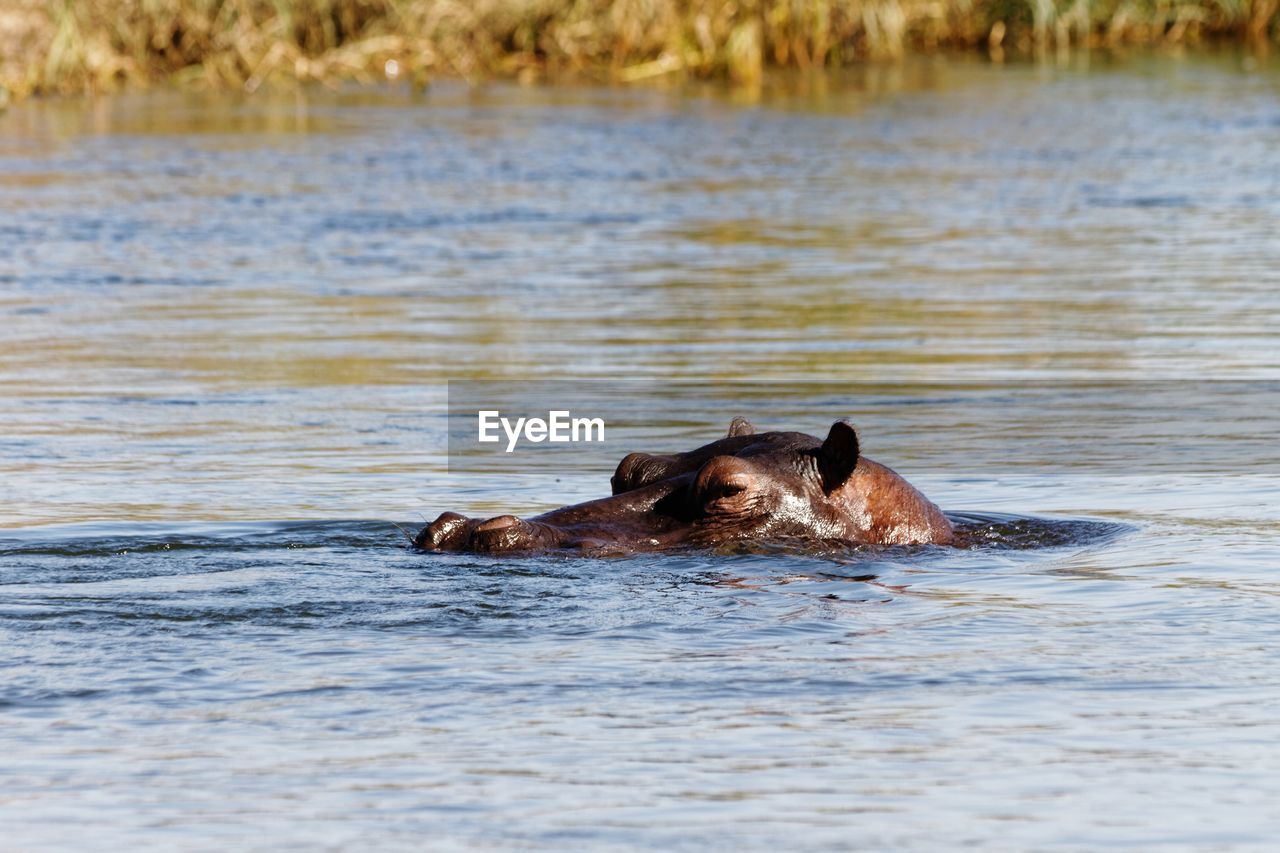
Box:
415, 512, 553, 552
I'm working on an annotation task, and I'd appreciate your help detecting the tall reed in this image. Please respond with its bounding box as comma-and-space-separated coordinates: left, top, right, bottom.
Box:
0, 0, 1275, 98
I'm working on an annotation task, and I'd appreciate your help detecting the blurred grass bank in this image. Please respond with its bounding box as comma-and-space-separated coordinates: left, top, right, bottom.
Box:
1, 0, 1277, 99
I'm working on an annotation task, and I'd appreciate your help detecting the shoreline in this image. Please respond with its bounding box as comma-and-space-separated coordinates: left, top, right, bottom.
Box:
1, 0, 1276, 103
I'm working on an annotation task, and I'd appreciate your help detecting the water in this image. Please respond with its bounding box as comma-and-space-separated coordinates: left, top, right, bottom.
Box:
2, 53, 1280, 848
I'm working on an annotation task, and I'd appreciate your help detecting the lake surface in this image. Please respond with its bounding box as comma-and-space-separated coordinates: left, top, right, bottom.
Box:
2, 54, 1279, 848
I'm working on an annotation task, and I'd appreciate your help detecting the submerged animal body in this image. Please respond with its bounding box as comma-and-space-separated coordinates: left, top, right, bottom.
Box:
415, 419, 954, 554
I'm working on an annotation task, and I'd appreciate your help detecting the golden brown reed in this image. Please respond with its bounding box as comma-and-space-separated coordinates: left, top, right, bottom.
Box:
0, 0, 1276, 99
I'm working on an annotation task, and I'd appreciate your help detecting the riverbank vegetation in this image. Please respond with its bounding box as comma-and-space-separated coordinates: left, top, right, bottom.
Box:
2, 0, 1277, 98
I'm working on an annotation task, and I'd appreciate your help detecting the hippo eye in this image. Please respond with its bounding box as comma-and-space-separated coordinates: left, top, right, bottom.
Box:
693, 456, 756, 511
712, 482, 745, 498
701, 476, 751, 506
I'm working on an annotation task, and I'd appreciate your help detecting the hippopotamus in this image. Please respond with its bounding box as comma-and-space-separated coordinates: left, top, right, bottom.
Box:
415, 419, 953, 554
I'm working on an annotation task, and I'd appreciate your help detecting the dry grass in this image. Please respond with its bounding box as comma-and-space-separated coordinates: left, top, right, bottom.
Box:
0, 0, 1276, 98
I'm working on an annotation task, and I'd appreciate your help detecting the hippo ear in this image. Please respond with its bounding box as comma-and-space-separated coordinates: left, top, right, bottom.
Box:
727, 416, 755, 437
818, 421, 859, 493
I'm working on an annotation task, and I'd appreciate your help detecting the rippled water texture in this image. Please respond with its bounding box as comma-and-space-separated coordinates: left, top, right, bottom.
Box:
2, 55, 1279, 848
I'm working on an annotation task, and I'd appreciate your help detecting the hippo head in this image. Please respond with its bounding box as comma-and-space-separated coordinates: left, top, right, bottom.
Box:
612, 421, 866, 545
415, 419, 952, 553
621, 418, 954, 546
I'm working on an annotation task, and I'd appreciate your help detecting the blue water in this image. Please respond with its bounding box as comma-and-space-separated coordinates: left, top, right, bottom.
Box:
2, 55, 1279, 848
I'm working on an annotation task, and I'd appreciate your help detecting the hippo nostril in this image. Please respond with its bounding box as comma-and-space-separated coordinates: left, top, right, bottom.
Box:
468, 515, 542, 552
416, 511, 471, 550
474, 515, 521, 532
433, 512, 467, 524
